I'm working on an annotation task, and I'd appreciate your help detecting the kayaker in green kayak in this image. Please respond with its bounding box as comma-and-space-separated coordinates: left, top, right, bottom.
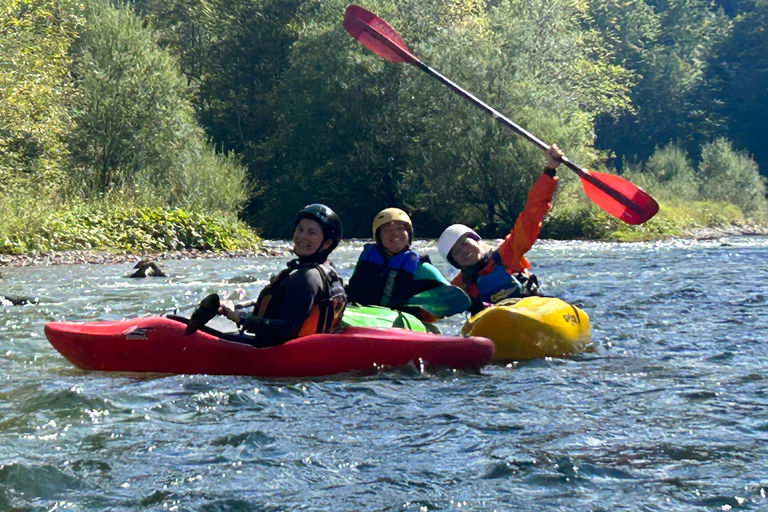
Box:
217, 204, 347, 347
347, 207, 468, 321
438, 144, 564, 314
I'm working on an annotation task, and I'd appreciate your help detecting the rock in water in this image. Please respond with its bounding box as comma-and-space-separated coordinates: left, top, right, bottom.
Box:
128, 259, 167, 278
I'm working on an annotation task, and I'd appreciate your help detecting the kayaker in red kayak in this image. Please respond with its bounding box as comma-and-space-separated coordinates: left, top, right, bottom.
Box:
217, 204, 347, 346
347, 207, 466, 321
437, 144, 564, 314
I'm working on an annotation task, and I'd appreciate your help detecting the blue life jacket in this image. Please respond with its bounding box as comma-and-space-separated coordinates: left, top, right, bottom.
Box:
471, 252, 529, 303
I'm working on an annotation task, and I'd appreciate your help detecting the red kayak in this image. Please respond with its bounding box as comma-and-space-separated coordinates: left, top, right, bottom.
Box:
44, 316, 494, 377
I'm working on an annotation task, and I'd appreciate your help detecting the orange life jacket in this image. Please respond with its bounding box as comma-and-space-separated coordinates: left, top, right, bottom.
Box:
254, 261, 347, 337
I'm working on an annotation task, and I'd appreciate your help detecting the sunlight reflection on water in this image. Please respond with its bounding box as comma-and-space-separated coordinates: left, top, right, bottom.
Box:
0, 236, 767, 510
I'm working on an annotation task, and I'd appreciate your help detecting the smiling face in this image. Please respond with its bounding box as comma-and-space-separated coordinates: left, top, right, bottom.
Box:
293, 218, 332, 257
449, 234, 485, 268
378, 220, 410, 255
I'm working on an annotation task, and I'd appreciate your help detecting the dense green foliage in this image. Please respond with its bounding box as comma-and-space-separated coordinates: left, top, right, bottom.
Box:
544, 138, 766, 240
0, 0, 256, 254
241, 0, 635, 236
705, 0, 768, 181
0, 0, 82, 188
1, 0, 767, 251
68, 0, 250, 214
591, 0, 732, 167
0, 203, 261, 254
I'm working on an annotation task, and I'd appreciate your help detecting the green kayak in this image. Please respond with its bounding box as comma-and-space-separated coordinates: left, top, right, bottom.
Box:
341, 304, 437, 333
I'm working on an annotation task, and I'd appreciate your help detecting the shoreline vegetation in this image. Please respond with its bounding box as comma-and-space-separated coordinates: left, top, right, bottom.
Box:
2, 225, 766, 270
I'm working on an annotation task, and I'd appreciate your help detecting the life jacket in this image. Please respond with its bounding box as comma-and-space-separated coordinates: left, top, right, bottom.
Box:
463, 251, 540, 303
348, 244, 426, 307
254, 260, 347, 337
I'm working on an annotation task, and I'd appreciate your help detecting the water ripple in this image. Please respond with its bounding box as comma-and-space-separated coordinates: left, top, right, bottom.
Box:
0, 237, 767, 510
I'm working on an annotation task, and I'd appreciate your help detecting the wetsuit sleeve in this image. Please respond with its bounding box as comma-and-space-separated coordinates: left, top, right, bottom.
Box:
346, 256, 369, 304
240, 268, 323, 347
496, 173, 558, 273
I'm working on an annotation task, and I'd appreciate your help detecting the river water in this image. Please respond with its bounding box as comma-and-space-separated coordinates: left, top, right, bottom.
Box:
1, 237, 767, 511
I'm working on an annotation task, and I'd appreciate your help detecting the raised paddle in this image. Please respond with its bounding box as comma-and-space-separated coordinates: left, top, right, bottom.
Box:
343, 5, 659, 225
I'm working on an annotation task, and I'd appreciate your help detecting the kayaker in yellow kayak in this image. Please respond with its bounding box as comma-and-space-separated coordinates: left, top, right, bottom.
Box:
347, 207, 468, 321
438, 144, 564, 314
217, 204, 347, 346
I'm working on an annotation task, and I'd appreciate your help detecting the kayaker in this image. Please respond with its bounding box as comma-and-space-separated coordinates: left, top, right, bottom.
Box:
347, 207, 464, 320
437, 144, 564, 314
217, 204, 347, 347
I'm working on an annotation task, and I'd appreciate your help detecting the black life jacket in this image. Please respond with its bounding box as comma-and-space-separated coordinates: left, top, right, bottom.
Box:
254, 260, 347, 336
347, 244, 434, 307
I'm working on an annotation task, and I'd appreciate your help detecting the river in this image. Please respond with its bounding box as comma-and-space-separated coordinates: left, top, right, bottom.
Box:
1, 237, 767, 511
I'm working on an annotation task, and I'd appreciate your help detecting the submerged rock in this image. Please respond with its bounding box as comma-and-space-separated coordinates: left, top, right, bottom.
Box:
128, 259, 167, 278
1, 295, 38, 306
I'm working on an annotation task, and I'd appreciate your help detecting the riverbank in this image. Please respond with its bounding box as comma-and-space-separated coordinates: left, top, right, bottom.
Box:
0, 246, 290, 269
679, 224, 768, 239
2, 226, 767, 269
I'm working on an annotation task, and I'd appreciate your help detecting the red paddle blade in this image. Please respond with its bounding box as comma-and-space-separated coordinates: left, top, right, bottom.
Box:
343, 5, 419, 64
580, 171, 660, 225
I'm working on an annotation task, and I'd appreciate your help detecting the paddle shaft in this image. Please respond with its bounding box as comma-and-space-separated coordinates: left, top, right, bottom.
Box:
235, 299, 257, 310
419, 65, 645, 215
354, 20, 646, 215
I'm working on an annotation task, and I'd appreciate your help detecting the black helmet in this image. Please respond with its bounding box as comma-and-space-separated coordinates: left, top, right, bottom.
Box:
296, 203, 343, 252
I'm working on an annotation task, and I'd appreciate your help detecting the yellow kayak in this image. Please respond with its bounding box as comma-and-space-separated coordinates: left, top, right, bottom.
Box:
461, 296, 592, 361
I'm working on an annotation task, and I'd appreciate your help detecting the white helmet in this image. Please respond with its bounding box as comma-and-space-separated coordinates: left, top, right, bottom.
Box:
438, 224, 480, 264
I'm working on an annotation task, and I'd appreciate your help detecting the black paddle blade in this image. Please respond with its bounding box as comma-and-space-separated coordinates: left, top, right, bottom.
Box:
185, 293, 220, 336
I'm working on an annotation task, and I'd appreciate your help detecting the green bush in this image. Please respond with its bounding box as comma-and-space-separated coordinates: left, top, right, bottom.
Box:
628, 143, 699, 202
0, 0, 83, 189
697, 138, 767, 220
0, 201, 260, 254
0, 178, 62, 253
67, 0, 250, 216
543, 175, 747, 241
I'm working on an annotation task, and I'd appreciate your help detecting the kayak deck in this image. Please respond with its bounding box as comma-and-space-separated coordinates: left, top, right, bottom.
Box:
45, 316, 494, 377
461, 296, 592, 361
341, 304, 435, 332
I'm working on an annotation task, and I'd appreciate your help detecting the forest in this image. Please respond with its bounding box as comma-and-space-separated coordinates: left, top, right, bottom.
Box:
1, 0, 767, 253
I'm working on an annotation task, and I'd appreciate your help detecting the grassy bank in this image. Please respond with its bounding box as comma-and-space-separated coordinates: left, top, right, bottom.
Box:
543, 198, 753, 242
0, 200, 261, 255
0, 190, 762, 257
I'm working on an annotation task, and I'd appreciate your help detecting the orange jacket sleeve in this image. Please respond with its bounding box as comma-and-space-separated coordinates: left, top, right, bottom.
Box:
496, 173, 558, 273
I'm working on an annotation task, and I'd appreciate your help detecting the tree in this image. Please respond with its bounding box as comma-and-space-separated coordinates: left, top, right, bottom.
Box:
248, 0, 633, 237
131, 0, 302, 178
0, 0, 83, 190
705, 0, 768, 177
591, 0, 731, 169
398, 0, 632, 234
697, 138, 767, 218
68, 0, 248, 214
